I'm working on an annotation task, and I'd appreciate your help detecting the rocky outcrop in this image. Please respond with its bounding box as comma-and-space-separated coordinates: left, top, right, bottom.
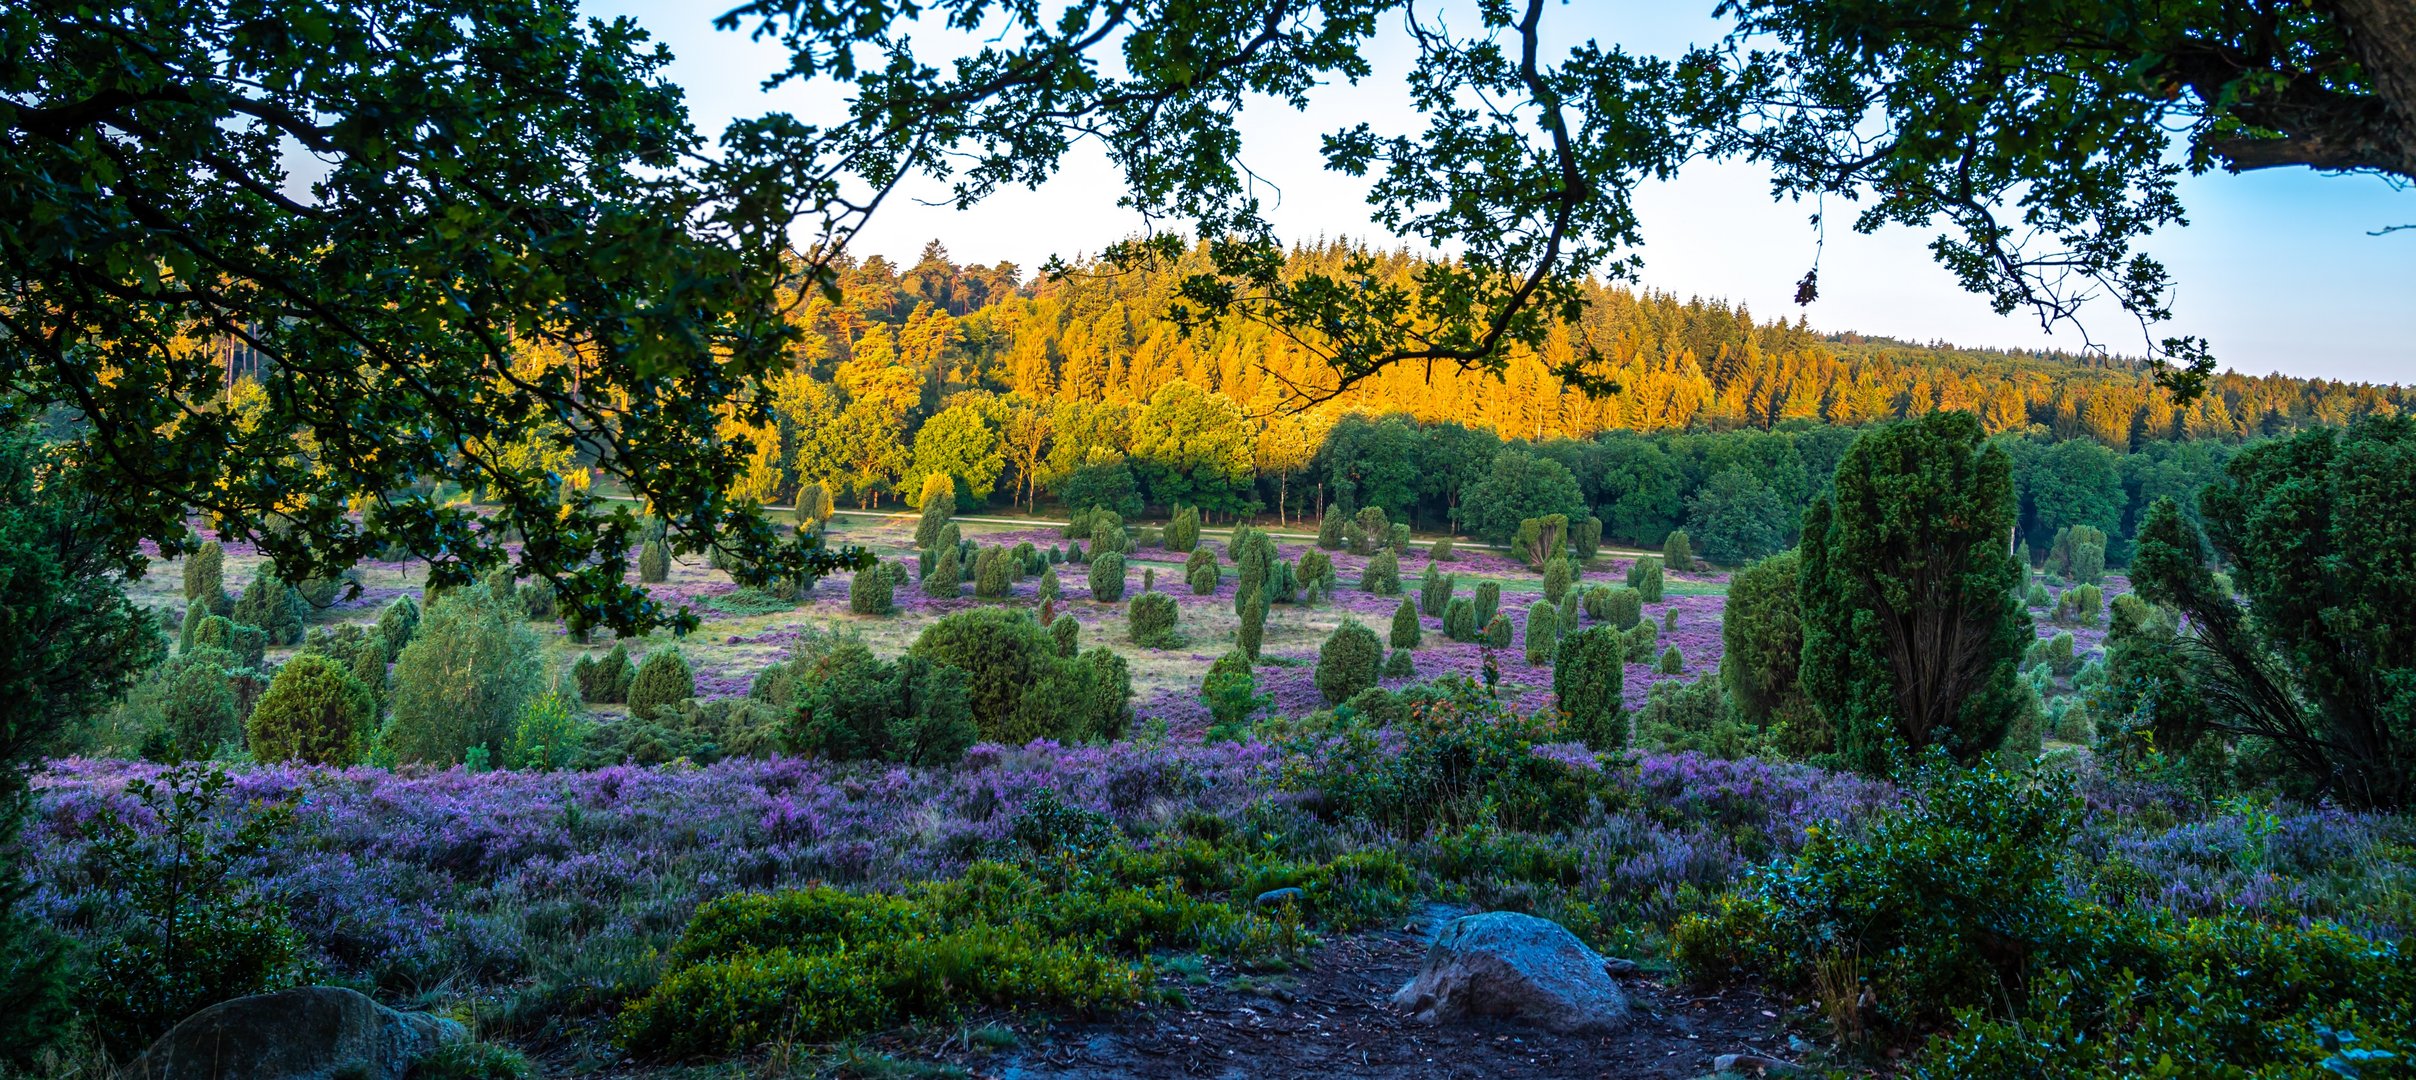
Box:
125, 986, 464, 1080
1391, 911, 1631, 1034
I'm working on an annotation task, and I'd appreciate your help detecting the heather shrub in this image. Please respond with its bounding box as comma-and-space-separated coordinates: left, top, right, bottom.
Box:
974, 546, 1013, 599
1656, 646, 1684, 675
1049, 612, 1080, 658
1236, 590, 1267, 659
1316, 512, 1345, 550
1315, 620, 1383, 705
1382, 648, 1415, 680
849, 563, 897, 614
247, 654, 372, 765
638, 539, 669, 584
1623, 620, 1658, 663
1430, 537, 1455, 561
1128, 592, 1181, 648
574, 642, 637, 704
509, 691, 592, 771
1663, 530, 1693, 572
1554, 626, 1625, 750
627, 648, 696, 722
1361, 548, 1400, 595
1481, 614, 1512, 649
1389, 598, 1421, 649
1442, 597, 1477, 641
1524, 602, 1557, 666
790, 644, 977, 766
909, 607, 1129, 744
384, 584, 543, 765
1185, 548, 1219, 594
1474, 580, 1501, 627
924, 543, 963, 598
231, 565, 304, 645
1604, 586, 1643, 630
1626, 557, 1664, 603
80, 765, 304, 1054
182, 541, 228, 614
1165, 505, 1201, 552
1088, 551, 1126, 602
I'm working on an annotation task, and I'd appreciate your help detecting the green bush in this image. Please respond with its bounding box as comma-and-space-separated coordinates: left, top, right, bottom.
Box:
1510, 513, 1570, 569
2058, 583, 2103, 627
1553, 626, 1625, 750
182, 541, 227, 614
412, 1039, 538, 1080
627, 648, 696, 722
1201, 652, 1266, 741
1268, 558, 1298, 604
190, 614, 266, 669
1633, 676, 1761, 758
914, 484, 954, 547
790, 644, 976, 765
1655, 645, 1684, 675
1297, 549, 1333, 600
1541, 556, 1575, 605
1628, 556, 1665, 603
2046, 524, 2108, 584
1236, 589, 1267, 660
974, 546, 1014, 599
2026, 581, 2052, 608
1482, 613, 1513, 648
1049, 612, 1080, 657
1037, 564, 1062, 604
1416, 561, 1450, 616
1473, 580, 1501, 628
1722, 550, 1812, 739
1316, 512, 1345, 550
231, 565, 304, 645
573, 642, 636, 704
383, 585, 543, 765
638, 539, 669, 584
1376, 599, 1417, 651
1165, 505, 1201, 552
1087, 551, 1126, 602
849, 562, 897, 615
2026, 630, 2080, 677
1623, 620, 1658, 663
1288, 679, 1610, 833
1185, 548, 1219, 594
1382, 648, 1414, 680
1570, 516, 1602, 560
1348, 505, 1389, 556
1430, 537, 1455, 562
1090, 518, 1130, 557
1315, 620, 1383, 705
1128, 592, 1181, 648
1361, 548, 1400, 595
375, 596, 419, 661
246, 654, 372, 765
1524, 602, 1558, 666
1442, 596, 1477, 642
509, 691, 592, 771
924, 543, 963, 598
910, 607, 1129, 744
1663, 529, 1692, 571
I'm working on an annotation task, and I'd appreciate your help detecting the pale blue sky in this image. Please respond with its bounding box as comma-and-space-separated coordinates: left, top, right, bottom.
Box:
588, 1, 2414, 385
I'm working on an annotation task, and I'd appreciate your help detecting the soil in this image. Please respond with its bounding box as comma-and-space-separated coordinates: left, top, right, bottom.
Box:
919, 905, 1808, 1080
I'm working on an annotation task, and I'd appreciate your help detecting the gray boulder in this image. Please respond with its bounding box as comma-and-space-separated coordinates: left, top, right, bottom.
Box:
125, 986, 465, 1080
1391, 911, 1630, 1034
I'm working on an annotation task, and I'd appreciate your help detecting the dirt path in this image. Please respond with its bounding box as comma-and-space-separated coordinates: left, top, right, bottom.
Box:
950, 906, 1800, 1080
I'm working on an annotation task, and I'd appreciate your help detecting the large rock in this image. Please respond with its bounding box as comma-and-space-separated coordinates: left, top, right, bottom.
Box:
125, 986, 465, 1080
1391, 911, 1631, 1034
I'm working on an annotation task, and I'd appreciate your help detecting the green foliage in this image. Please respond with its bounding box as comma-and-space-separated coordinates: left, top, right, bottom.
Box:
1722, 550, 1807, 729
1316, 512, 1345, 550
1164, 505, 1202, 552
1511, 513, 1571, 570
795, 483, 835, 529
1347, 505, 1390, 556
974, 545, 1013, 599
2026, 630, 2080, 678
790, 645, 977, 766
1389, 598, 1421, 649
1059, 462, 1144, 521
1442, 596, 1478, 642
1089, 517, 1130, 558
1462, 451, 1586, 547
1523, 601, 1558, 666
1382, 648, 1414, 680
1236, 589, 1268, 660
1287, 680, 1611, 834
1687, 468, 1790, 567
1603, 586, 1643, 631
375, 596, 419, 662
1662, 529, 1693, 571
1482, 613, 1513, 649
246, 654, 372, 765
132, 653, 246, 763
1541, 555, 1575, 604
1267, 558, 1298, 604
231, 565, 305, 646
1655, 645, 1684, 675
190, 614, 266, 669
1416, 561, 1452, 616
851, 561, 898, 614
1633, 677, 1762, 759
510, 691, 593, 771
910, 608, 1129, 744
1037, 564, 1063, 604
1430, 537, 1455, 562
1570, 515, 1602, 560
412, 1039, 538, 1080
1362, 546, 1401, 596
577, 696, 790, 767
181, 541, 227, 614
2056, 582, 2103, 627
1128, 592, 1182, 648
1623, 620, 1658, 664
81, 765, 303, 1055
384, 585, 543, 766
1049, 612, 1080, 658
1185, 547, 1219, 594
924, 542, 963, 598
2026, 581, 2052, 608
2047, 524, 2109, 584
574, 642, 637, 705
1297, 549, 1334, 600
1088, 551, 1127, 602
1626, 556, 1664, 603
914, 482, 956, 546
1473, 580, 1501, 628
1800, 413, 2030, 774
637, 539, 670, 584
627, 648, 697, 723
1315, 620, 1384, 705
1553, 626, 1625, 751
1201, 652, 1268, 741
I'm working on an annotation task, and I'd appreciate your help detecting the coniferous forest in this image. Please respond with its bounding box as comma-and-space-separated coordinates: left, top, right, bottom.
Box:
6, 2, 2415, 1078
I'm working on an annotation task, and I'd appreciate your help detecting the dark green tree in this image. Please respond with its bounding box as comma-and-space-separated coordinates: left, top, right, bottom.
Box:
1315, 620, 1383, 706
1722, 550, 1820, 754
1554, 626, 1625, 750
1799, 413, 2031, 773
1389, 598, 1422, 649
626, 648, 697, 723
1459, 450, 1587, 547
246, 654, 373, 765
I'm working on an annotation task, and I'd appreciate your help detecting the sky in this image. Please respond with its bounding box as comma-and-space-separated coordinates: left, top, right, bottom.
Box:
585, 1, 2414, 385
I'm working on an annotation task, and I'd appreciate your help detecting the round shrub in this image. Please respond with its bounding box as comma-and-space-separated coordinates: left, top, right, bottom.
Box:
1482, 613, 1513, 649
1038, 565, 1062, 603
1316, 513, 1345, 550
638, 539, 670, 584
1236, 589, 1267, 659
1383, 648, 1415, 680
1349, 506, 1390, 556
191, 614, 265, 669
850, 563, 897, 614
1165, 505, 1201, 552
1087, 551, 1126, 603
2026, 582, 2052, 609
1067, 540, 1087, 563
924, 544, 963, 598
1267, 559, 1299, 604
1298, 549, 1334, 600
1128, 592, 1180, 648
1722, 550, 1805, 728
627, 648, 696, 722
1663, 530, 1693, 572
1474, 580, 1502, 628
1571, 516, 1603, 560
247, 654, 372, 765
1554, 626, 1626, 750
142, 654, 243, 762
1525, 602, 1558, 666
1663, 606, 1678, 630
1315, 620, 1384, 705
913, 491, 953, 549
1202, 651, 1264, 735
1443, 597, 1477, 641
1361, 548, 1401, 595
1606, 586, 1644, 631
574, 642, 637, 704
1430, 537, 1455, 562
182, 541, 227, 613
1542, 556, 1575, 605
1048, 544, 1065, 564
936, 521, 963, 553
910, 607, 1130, 744
1089, 519, 1129, 557
382, 585, 543, 765
1656, 646, 1684, 675
1390, 598, 1422, 649
1623, 620, 1659, 663
1185, 548, 1219, 595
974, 546, 1013, 599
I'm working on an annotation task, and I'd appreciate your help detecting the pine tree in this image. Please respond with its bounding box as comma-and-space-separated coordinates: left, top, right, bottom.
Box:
1390, 598, 1422, 649
1554, 626, 1626, 750
1236, 588, 1267, 659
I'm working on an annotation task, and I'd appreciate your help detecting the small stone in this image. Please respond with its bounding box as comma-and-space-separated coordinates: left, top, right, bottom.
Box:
1713, 1052, 1800, 1075
1391, 911, 1630, 1034
1603, 957, 1640, 976
1254, 887, 1304, 907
